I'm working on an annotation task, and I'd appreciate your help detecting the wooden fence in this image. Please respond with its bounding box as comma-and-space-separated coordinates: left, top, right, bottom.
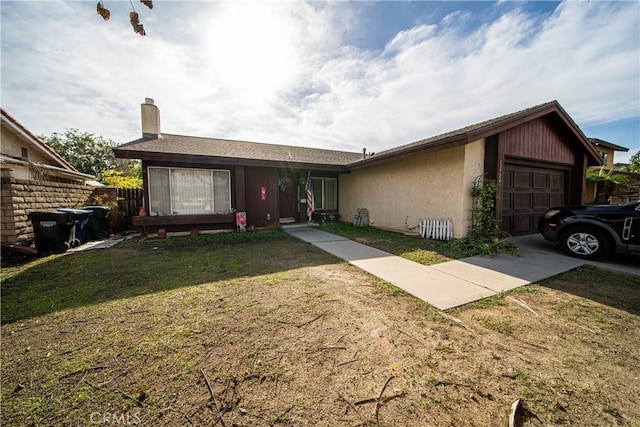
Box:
117, 188, 143, 226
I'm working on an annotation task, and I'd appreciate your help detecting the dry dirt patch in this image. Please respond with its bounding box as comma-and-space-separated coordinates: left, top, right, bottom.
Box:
2, 255, 639, 426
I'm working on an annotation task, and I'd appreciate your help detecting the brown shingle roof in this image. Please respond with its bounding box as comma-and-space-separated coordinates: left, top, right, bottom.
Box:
114, 134, 363, 167
349, 100, 602, 168
114, 100, 602, 169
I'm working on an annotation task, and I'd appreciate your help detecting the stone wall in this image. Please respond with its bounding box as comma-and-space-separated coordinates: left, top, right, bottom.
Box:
1, 171, 97, 245
609, 172, 640, 204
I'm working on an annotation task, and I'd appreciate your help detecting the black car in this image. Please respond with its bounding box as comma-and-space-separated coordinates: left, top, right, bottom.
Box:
538, 200, 640, 260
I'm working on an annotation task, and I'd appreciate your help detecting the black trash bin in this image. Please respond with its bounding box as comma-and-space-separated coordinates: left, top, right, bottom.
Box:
28, 211, 75, 254
58, 208, 93, 246
78, 206, 112, 240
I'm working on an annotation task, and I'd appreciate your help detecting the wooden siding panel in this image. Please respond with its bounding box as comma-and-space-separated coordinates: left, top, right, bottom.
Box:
501, 163, 566, 235
502, 117, 576, 165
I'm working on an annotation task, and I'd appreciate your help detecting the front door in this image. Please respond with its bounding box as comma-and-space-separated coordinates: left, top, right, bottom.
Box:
278, 171, 296, 223
245, 167, 279, 228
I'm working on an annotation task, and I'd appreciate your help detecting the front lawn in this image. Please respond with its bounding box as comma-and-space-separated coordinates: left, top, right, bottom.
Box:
1, 228, 639, 425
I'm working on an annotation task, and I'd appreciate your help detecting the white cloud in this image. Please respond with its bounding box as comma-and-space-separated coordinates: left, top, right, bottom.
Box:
1, 1, 638, 154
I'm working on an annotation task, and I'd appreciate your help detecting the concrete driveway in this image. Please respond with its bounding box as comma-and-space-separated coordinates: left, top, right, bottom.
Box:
284, 226, 640, 310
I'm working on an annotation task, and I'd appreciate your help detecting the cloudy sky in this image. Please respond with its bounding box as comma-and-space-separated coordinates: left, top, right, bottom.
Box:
1, 1, 638, 162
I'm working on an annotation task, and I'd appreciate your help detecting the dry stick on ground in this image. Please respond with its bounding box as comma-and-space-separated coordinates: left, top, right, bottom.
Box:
507, 296, 540, 317
200, 368, 226, 427
375, 376, 395, 426
59, 365, 109, 380
337, 392, 366, 421
271, 405, 294, 426
394, 329, 427, 346
116, 388, 146, 407
296, 311, 327, 328
354, 396, 382, 406
338, 350, 360, 367
354, 392, 406, 406
438, 311, 474, 332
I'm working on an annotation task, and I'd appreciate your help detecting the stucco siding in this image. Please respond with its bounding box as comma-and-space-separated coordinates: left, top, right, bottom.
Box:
461, 140, 486, 233
1, 129, 51, 165
339, 140, 485, 237
1, 126, 55, 180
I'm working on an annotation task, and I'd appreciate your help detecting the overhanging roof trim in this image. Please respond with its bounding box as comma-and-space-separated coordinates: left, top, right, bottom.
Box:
589, 138, 629, 152
353, 100, 602, 167
114, 101, 604, 170
0, 108, 80, 173
114, 134, 363, 166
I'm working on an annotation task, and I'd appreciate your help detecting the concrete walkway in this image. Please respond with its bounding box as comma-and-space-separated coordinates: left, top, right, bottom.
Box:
283, 226, 640, 310
68, 235, 131, 252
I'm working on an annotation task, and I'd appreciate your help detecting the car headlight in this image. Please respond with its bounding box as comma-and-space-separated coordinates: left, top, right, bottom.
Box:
543, 209, 561, 219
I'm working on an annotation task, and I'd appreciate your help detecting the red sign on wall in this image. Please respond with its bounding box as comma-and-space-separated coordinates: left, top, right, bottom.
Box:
236, 212, 247, 227
261, 186, 267, 201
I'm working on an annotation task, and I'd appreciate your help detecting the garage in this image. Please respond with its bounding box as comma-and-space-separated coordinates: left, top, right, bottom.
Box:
501, 162, 567, 235
479, 106, 603, 237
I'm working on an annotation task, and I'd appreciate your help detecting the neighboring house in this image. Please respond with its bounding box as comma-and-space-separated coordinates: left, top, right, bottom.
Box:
114, 99, 602, 237
589, 138, 629, 170
583, 138, 630, 204
1, 108, 96, 246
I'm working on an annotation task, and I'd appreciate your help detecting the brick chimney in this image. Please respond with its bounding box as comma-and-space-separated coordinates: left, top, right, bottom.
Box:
141, 98, 161, 138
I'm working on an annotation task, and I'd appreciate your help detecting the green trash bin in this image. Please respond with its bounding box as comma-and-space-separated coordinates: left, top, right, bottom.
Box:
78, 206, 112, 240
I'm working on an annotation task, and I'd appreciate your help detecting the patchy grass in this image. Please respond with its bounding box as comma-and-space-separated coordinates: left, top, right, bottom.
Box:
1, 230, 639, 426
318, 223, 519, 264
0, 229, 326, 324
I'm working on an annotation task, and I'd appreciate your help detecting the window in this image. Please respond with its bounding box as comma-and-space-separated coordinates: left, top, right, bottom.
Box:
148, 167, 231, 216
310, 177, 337, 210
601, 152, 609, 166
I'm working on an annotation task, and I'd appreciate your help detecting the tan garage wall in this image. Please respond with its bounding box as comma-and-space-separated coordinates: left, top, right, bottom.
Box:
339, 140, 484, 238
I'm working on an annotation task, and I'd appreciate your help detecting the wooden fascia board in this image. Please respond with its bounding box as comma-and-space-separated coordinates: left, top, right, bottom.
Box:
115, 150, 349, 172
465, 105, 557, 142
465, 104, 602, 165
551, 109, 602, 165
347, 135, 468, 171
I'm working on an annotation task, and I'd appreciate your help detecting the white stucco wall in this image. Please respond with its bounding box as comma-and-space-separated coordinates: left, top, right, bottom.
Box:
339, 140, 485, 238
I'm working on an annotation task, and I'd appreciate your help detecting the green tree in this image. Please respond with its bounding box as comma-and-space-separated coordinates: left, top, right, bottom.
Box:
41, 129, 139, 185
100, 170, 142, 189
627, 151, 640, 173
586, 167, 632, 203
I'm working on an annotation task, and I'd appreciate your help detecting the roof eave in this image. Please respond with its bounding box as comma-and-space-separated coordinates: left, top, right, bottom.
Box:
1, 109, 80, 173
589, 138, 630, 152
347, 134, 468, 170
113, 149, 351, 172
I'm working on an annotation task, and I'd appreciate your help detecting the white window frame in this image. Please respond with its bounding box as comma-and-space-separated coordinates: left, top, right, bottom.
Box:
148, 166, 231, 215
310, 177, 337, 210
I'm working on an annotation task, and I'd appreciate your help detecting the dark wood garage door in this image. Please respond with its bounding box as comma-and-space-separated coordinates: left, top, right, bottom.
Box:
501, 163, 565, 236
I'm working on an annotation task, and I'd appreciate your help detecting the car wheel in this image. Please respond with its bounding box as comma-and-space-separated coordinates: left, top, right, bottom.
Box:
560, 227, 610, 260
